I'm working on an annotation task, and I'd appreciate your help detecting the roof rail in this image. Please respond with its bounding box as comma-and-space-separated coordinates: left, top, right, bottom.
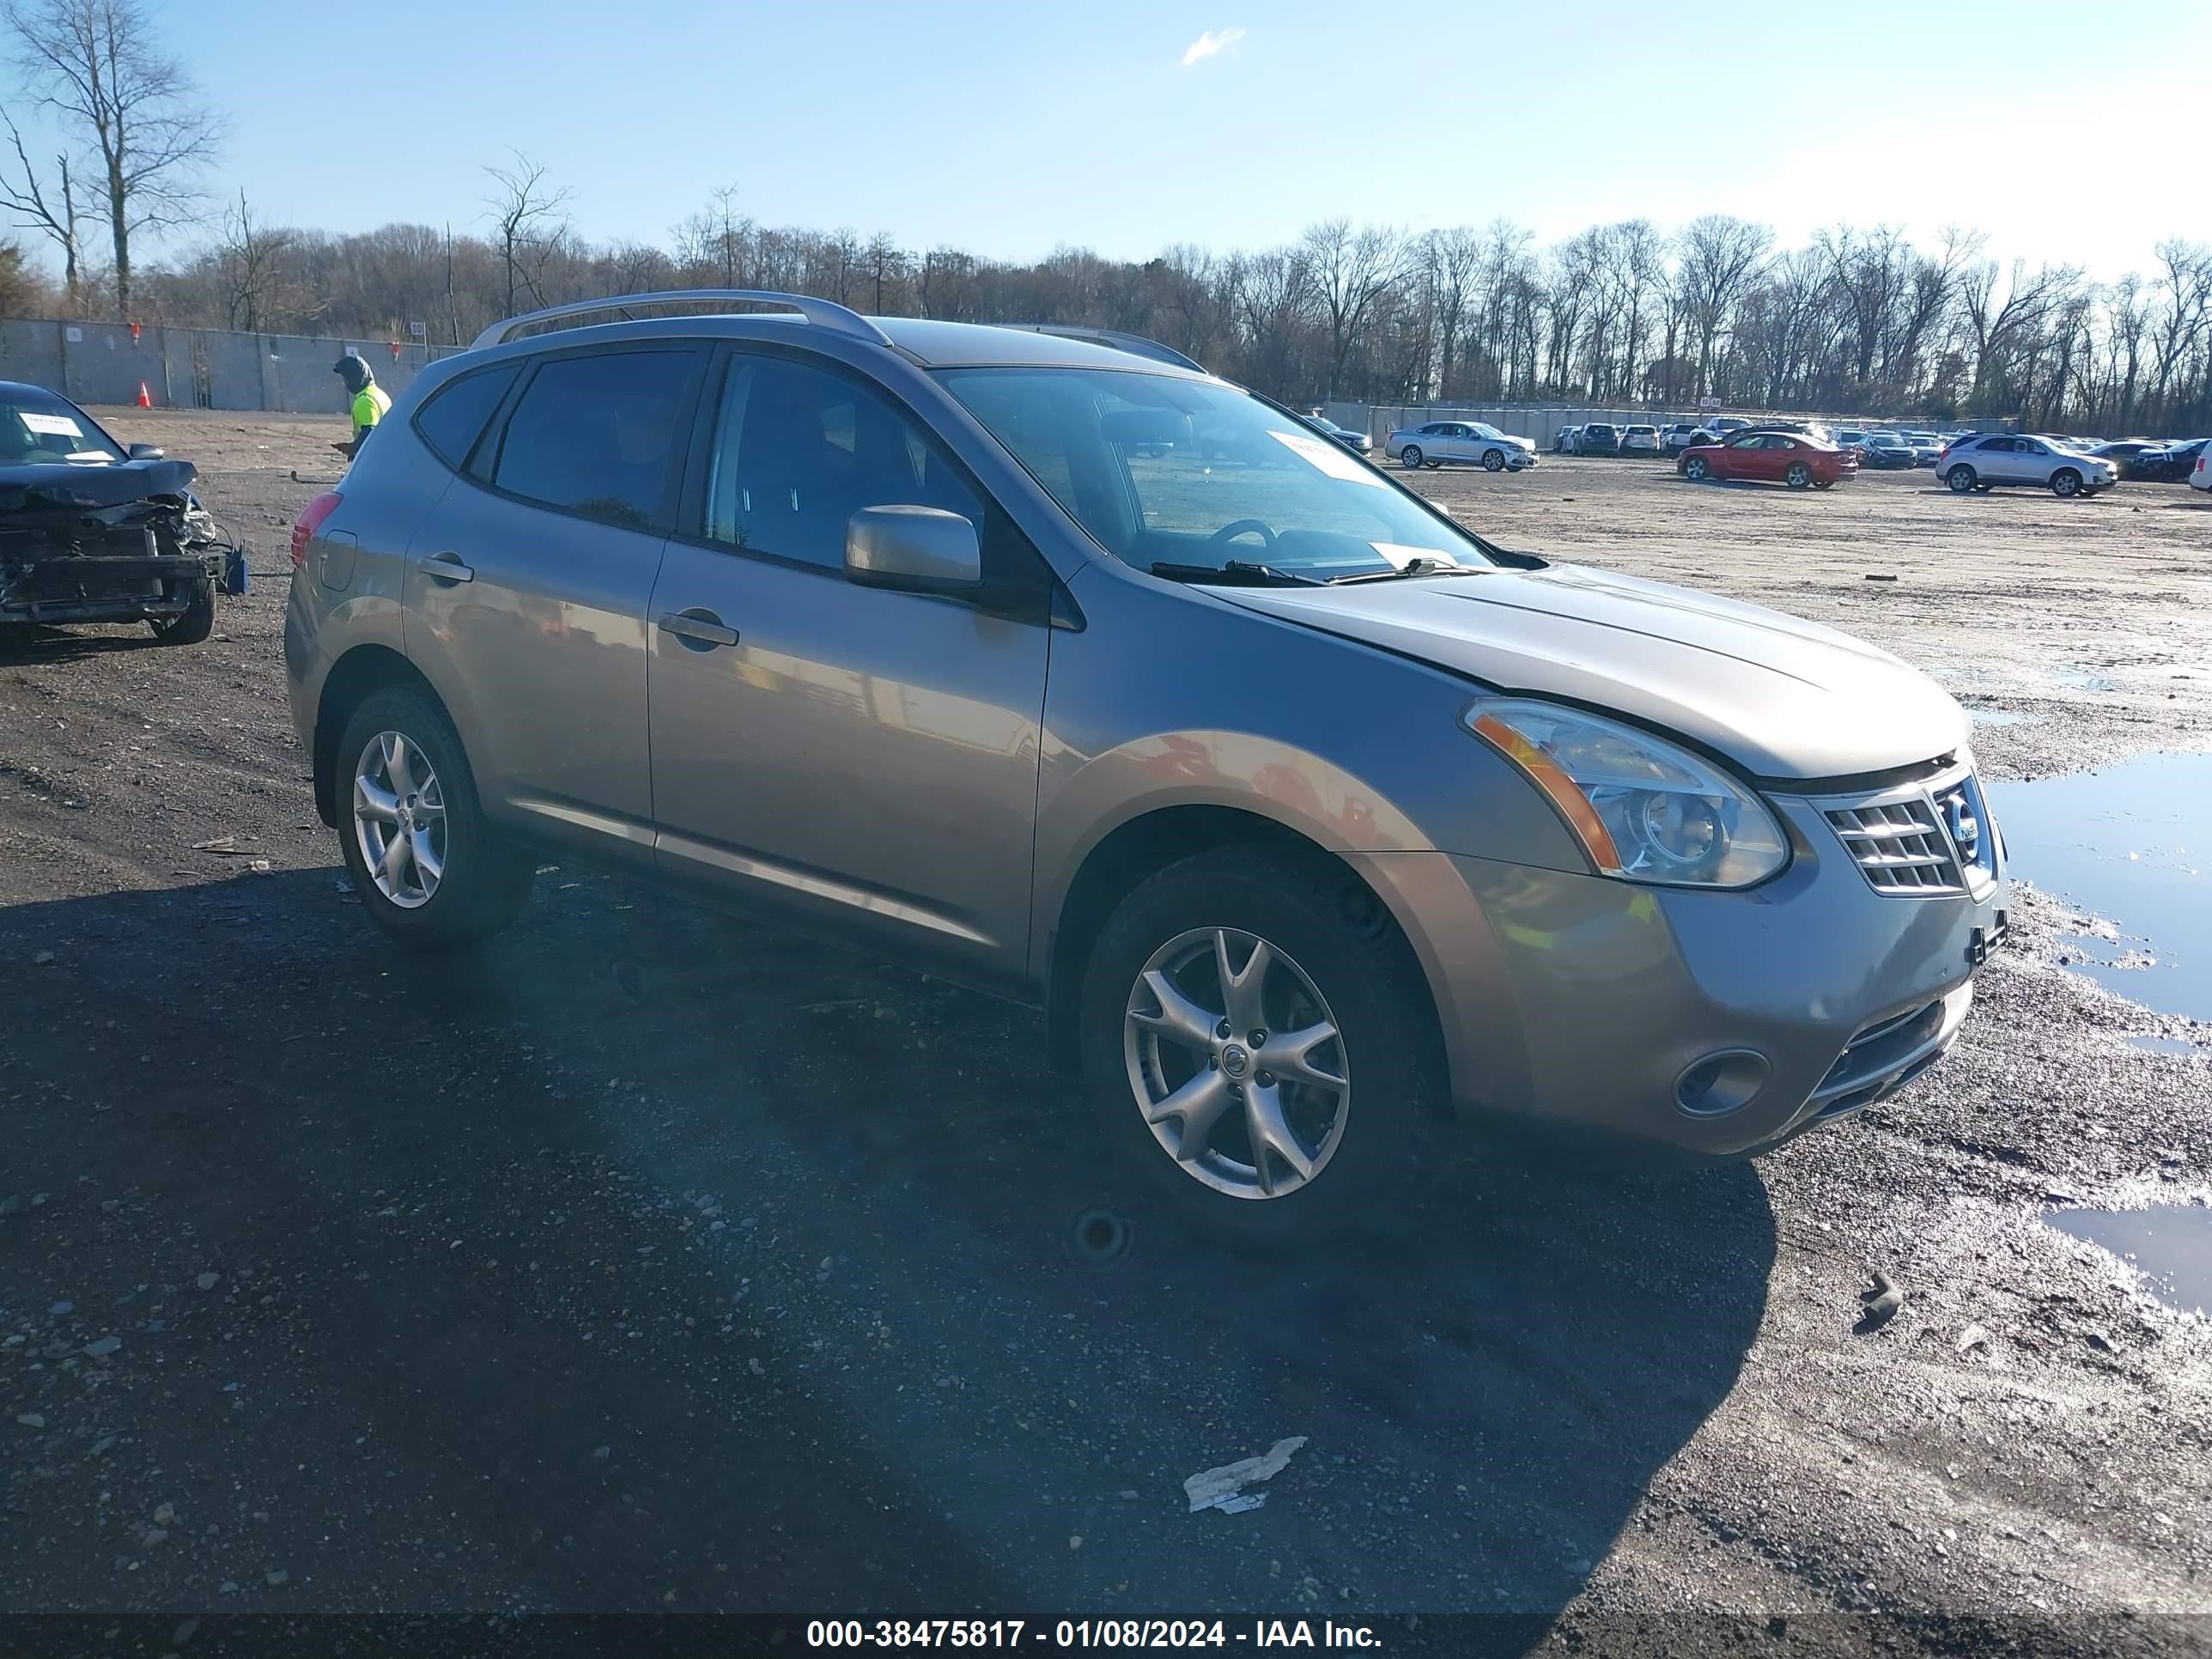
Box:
1004, 325, 1205, 373
471, 289, 893, 352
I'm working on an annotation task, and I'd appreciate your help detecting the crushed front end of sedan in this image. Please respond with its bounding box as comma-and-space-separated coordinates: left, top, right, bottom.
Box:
0, 459, 235, 641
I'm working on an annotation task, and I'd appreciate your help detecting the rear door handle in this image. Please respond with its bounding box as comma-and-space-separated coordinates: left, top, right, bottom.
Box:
657, 609, 739, 649
420, 552, 474, 584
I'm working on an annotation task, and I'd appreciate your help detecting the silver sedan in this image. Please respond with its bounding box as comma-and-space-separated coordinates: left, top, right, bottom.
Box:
1384, 419, 1539, 472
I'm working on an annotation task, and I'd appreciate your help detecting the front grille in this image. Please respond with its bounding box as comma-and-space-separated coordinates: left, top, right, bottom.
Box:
1825, 798, 1965, 893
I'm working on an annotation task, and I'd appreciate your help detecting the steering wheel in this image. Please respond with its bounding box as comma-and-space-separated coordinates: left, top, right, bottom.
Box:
1206, 519, 1277, 550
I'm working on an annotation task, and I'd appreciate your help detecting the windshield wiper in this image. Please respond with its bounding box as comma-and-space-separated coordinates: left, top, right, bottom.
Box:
1150, 559, 1326, 587
1328, 556, 1482, 585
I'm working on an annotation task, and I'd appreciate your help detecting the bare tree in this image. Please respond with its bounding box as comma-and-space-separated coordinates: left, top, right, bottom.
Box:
3, 0, 222, 319
1302, 219, 1402, 399
1675, 214, 1773, 398
214, 189, 291, 332
0, 112, 82, 307
483, 150, 573, 318
1419, 227, 1480, 398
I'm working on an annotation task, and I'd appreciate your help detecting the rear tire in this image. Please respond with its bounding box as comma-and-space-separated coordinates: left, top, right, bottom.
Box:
1399, 445, 1423, 471
149, 583, 215, 646
1813, 478, 1835, 490
1078, 848, 1445, 1249
1946, 465, 1978, 493
336, 684, 535, 951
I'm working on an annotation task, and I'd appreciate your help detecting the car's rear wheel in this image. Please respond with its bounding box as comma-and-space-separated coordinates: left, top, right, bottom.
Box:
1482, 448, 1505, 472
1946, 465, 1978, 493
149, 583, 215, 646
1079, 848, 1443, 1246
1683, 456, 1710, 483
337, 684, 535, 950
1785, 462, 1811, 489
1399, 445, 1423, 471
2051, 468, 2081, 498
1813, 478, 1835, 490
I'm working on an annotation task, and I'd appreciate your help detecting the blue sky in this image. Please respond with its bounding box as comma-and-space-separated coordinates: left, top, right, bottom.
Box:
7, 1, 2199, 279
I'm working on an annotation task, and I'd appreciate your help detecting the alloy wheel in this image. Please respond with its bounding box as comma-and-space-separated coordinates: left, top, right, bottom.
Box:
1122, 927, 1350, 1201
1400, 446, 1423, 470
353, 730, 447, 909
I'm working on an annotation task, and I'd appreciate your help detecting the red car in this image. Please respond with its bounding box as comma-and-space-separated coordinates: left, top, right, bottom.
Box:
1678, 429, 1857, 490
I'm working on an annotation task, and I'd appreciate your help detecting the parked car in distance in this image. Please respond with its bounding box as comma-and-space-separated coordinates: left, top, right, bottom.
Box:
1, 380, 236, 647
1554, 424, 1581, 453
1937, 433, 2118, 498
2191, 446, 2210, 492
1859, 432, 1917, 470
1834, 428, 1869, 456
1678, 429, 1857, 489
1704, 416, 1751, 438
2124, 438, 2206, 483
1903, 433, 1944, 467
1384, 419, 1538, 472
1661, 422, 1706, 457
1303, 415, 1372, 455
2088, 439, 2163, 470
1577, 421, 1621, 456
1620, 423, 1662, 456
284, 288, 2006, 1238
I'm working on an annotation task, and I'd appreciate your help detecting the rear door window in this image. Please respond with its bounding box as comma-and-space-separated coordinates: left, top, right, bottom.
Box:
486, 349, 703, 532
413, 364, 519, 470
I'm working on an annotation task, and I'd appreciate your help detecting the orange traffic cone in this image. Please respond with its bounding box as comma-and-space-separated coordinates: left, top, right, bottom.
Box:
136, 381, 152, 408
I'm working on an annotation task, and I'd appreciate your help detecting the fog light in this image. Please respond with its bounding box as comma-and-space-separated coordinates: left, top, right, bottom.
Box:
1674, 1050, 1771, 1116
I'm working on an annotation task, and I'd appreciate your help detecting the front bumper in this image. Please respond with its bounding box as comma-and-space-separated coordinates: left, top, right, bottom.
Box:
1398, 779, 2007, 1156
0, 550, 221, 624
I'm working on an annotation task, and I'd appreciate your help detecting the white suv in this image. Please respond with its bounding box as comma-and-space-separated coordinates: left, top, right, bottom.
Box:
1938, 434, 2118, 498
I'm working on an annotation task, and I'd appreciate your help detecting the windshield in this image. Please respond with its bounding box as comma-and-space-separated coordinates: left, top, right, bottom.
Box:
0, 386, 126, 467
1468, 422, 1505, 440
939, 367, 1487, 579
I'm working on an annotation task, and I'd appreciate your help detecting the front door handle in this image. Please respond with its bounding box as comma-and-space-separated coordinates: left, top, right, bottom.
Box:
657, 609, 739, 649
420, 552, 474, 584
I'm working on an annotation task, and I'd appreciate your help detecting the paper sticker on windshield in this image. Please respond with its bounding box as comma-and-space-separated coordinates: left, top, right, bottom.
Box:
1368, 542, 1461, 570
19, 411, 83, 437
1268, 428, 1384, 485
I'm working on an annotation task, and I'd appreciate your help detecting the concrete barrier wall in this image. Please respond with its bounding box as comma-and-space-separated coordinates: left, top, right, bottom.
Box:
1, 317, 462, 414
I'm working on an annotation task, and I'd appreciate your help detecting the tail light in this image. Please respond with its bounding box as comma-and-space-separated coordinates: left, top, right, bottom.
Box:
291, 491, 343, 568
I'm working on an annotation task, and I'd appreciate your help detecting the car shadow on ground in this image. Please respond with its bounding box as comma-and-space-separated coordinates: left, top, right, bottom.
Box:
2, 867, 1773, 1628
0, 625, 176, 663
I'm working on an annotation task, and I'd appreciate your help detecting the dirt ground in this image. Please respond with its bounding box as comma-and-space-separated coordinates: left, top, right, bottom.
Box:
3, 409, 2210, 1652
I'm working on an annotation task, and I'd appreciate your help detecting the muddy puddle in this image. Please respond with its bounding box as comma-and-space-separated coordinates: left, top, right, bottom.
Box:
1986, 752, 2212, 1023
2046, 1205, 2212, 1316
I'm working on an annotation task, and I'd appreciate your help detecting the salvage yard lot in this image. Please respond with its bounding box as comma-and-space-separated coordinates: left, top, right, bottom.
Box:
4, 409, 2211, 1648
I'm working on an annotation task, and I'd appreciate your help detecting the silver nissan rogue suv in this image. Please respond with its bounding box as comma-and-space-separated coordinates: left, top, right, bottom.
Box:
284, 290, 2008, 1236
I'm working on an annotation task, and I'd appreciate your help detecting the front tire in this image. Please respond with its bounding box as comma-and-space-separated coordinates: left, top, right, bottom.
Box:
1482, 448, 1505, 472
149, 583, 215, 646
336, 684, 535, 950
1078, 848, 1443, 1245
2051, 468, 2081, 499
1399, 445, 1424, 471
1785, 462, 1811, 489
1683, 457, 1710, 483
1946, 465, 1978, 493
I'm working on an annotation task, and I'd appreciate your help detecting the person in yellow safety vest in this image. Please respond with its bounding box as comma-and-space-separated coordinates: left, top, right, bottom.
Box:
331, 354, 391, 459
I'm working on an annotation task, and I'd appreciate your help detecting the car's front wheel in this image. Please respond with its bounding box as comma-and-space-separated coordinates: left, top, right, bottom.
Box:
1683, 456, 1710, 483
337, 684, 535, 950
2051, 468, 2082, 498
1398, 445, 1423, 471
149, 583, 215, 646
1079, 848, 1442, 1244
1946, 465, 1978, 493
1785, 462, 1811, 489
1482, 448, 1505, 472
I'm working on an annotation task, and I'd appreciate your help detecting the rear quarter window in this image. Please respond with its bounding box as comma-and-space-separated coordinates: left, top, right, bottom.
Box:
412, 364, 519, 470
485, 349, 702, 532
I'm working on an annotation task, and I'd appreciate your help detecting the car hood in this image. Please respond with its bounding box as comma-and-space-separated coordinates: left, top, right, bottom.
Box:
0, 457, 199, 514
1213, 562, 1967, 781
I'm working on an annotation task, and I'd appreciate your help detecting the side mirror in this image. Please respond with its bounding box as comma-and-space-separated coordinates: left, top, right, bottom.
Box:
128, 442, 165, 460
845, 505, 981, 594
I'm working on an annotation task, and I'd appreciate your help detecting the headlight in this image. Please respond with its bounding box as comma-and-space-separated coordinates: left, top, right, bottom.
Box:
1465, 699, 1790, 887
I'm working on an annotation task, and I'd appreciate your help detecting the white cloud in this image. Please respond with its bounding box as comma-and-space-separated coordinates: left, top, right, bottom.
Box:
1180, 27, 1246, 67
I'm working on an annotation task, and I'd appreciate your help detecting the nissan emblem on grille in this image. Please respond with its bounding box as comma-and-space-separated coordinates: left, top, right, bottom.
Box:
1942, 791, 1978, 860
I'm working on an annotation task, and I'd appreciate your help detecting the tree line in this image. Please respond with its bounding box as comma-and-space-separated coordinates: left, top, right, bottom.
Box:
3, 3, 2209, 436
